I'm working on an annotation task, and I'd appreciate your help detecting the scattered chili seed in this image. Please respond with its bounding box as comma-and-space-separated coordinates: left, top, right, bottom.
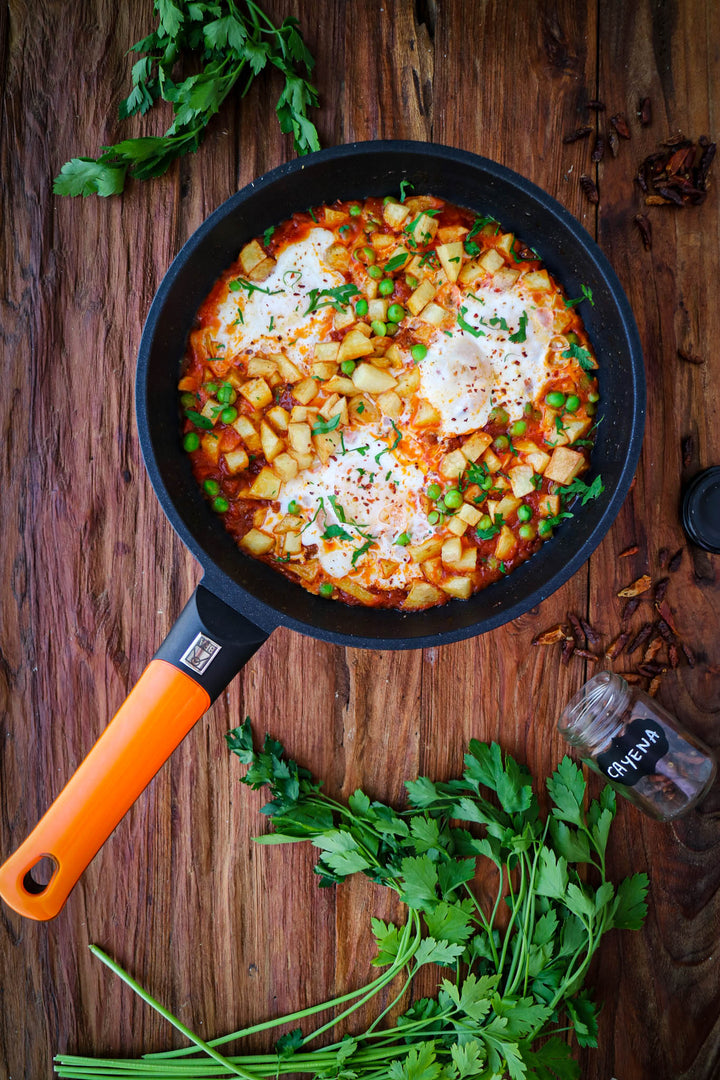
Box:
608, 131, 620, 157
564, 126, 593, 143
532, 625, 569, 645
621, 597, 641, 624
606, 632, 630, 660
654, 577, 670, 603
625, 623, 654, 654
592, 135, 605, 162
682, 642, 697, 668
618, 574, 652, 598
561, 638, 575, 666
681, 435, 695, 468
610, 112, 631, 139
668, 548, 684, 572
579, 174, 599, 204
678, 348, 704, 365
586, 99, 606, 111
634, 213, 652, 251
639, 97, 652, 126
619, 544, 639, 558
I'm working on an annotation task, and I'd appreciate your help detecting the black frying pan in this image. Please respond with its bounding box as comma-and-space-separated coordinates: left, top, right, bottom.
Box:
0, 141, 645, 919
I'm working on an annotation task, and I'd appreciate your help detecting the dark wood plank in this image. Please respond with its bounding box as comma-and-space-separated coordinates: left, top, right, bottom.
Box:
1, 3, 719, 1080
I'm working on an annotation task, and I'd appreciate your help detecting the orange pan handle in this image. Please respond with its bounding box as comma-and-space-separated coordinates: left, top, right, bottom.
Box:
0, 585, 269, 920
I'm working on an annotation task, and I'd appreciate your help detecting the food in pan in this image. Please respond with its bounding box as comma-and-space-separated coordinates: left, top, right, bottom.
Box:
178, 194, 600, 609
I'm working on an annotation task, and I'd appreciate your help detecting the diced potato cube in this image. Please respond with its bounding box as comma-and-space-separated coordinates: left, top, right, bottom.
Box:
200, 399, 221, 424
377, 390, 403, 419
265, 406, 290, 433
437, 225, 468, 243
288, 450, 314, 471
334, 308, 356, 330
379, 559, 400, 579
421, 557, 443, 584
406, 254, 435, 280
272, 453, 299, 482
493, 267, 521, 291
486, 500, 499, 519
224, 448, 249, 474
407, 536, 444, 563
289, 405, 309, 422
240, 528, 275, 555
395, 367, 421, 396
351, 363, 398, 394
383, 201, 411, 229
288, 422, 312, 455
564, 417, 592, 444
354, 321, 372, 337
371, 232, 396, 252
441, 537, 462, 565
247, 257, 276, 282
314, 342, 340, 364
496, 232, 515, 255
478, 248, 505, 272
239, 239, 266, 276
240, 377, 273, 410
482, 447, 502, 473
462, 431, 493, 461
292, 378, 319, 405
437, 242, 464, 282
232, 415, 261, 453
539, 494, 560, 517
526, 450, 551, 474
274, 513, 303, 534
413, 398, 441, 427
403, 581, 444, 609
441, 576, 473, 599
200, 432, 220, 464
276, 354, 303, 383
289, 559, 319, 582
418, 302, 446, 325
458, 260, 485, 286
493, 475, 510, 490
447, 516, 468, 537
545, 447, 585, 485
404, 195, 438, 213
439, 449, 467, 480
495, 525, 517, 561
407, 279, 436, 316
544, 428, 569, 448
324, 207, 347, 226
523, 269, 552, 292
248, 468, 281, 500
407, 212, 439, 245
312, 361, 338, 381
246, 357, 277, 379
458, 503, 482, 526
362, 277, 379, 299
313, 430, 342, 464
384, 343, 404, 365
319, 394, 348, 424
324, 242, 350, 271
338, 330, 375, 363
283, 531, 303, 555
368, 298, 389, 321
385, 246, 410, 271
508, 464, 535, 498
348, 394, 380, 424
260, 420, 284, 463
337, 576, 376, 604
513, 439, 540, 453
496, 494, 522, 521
323, 375, 357, 395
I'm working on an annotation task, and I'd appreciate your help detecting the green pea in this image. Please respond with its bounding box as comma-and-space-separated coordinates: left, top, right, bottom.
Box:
220, 406, 238, 423
361, 246, 376, 264
288, 500, 300, 514
378, 278, 394, 296
203, 478, 220, 497
368, 265, 382, 279
371, 320, 387, 337
319, 582, 334, 597
385, 322, 399, 337
509, 419, 527, 436
355, 298, 369, 316
545, 391, 566, 409
183, 432, 200, 452
212, 496, 229, 514
586, 402, 597, 415
565, 395, 580, 413
444, 489, 463, 509
387, 303, 405, 323
538, 519, 554, 538
493, 435, 510, 451
566, 332, 579, 345
480, 474, 494, 490
517, 505, 532, 522
395, 532, 411, 546
204, 382, 218, 395
340, 359, 356, 376
588, 390, 600, 402
428, 510, 440, 525
519, 524, 535, 540
217, 384, 237, 405
406, 274, 419, 289
478, 514, 493, 531
486, 555, 498, 570
524, 401, 534, 416
349, 204, 362, 216
411, 343, 427, 363
180, 392, 196, 409
383, 195, 396, 206
489, 406, 509, 425
426, 483, 442, 500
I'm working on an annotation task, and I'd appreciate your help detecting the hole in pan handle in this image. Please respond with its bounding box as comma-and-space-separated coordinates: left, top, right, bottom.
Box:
0, 584, 269, 921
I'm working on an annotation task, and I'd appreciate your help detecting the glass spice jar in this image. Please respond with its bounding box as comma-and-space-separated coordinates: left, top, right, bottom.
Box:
557, 671, 717, 821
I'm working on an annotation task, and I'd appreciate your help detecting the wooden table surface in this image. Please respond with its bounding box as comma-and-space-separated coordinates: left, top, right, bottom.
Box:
1, 1, 719, 1077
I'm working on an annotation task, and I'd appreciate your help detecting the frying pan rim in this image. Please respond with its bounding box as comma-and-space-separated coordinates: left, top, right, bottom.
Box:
136, 139, 645, 650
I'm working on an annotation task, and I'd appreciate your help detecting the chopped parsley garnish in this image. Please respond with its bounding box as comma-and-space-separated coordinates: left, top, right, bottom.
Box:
554, 416, 565, 434
383, 251, 410, 273
184, 409, 213, 430
457, 306, 485, 337
561, 341, 595, 370
263, 225, 275, 246
351, 539, 374, 566
307, 206, 317, 222
564, 283, 595, 308
268, 315, 275, 332
488, 315, 510, 331
509, 310, 528, 343
399, 179, 414, 201
282, 269, 302, 287
339, 224, 351, 235
301, 497, 325, 533
562, 474, 605, 505
231, 309, 244, 326
228, 277, 283, 297
322, 524, 353, 541
311, 413, 342, 435
304, 283, 360, 314
356, 402, 365, 414
389, 420, 402, 449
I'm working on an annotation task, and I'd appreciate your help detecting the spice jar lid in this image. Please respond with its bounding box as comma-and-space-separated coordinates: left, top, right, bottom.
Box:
682, 467, 720, 554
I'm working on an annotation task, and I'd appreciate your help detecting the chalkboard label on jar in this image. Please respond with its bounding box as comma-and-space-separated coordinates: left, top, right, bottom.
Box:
596, 718, 670, 787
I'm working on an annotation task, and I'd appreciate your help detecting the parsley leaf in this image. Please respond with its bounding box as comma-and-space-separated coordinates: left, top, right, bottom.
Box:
457, 306, 485, 338
562, 474, 605, 505
561, 341, 596, 370
508, 310, 528, 343
311, 413, 342, 435
304, 283, 360, 314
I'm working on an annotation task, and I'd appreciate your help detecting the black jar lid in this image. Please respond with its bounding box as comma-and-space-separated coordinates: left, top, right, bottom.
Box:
682, 467, 720, 553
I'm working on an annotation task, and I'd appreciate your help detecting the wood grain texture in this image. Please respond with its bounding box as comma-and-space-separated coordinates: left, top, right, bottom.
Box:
1, 2, 718, 1079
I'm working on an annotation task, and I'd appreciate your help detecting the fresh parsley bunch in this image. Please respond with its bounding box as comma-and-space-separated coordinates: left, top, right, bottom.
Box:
54, 0, 320, 197
56, 724, 648, 1080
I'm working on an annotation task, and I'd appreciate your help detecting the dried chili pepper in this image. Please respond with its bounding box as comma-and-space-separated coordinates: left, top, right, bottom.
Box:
658, 547, 670, 570
625, 623, 654, 654
561, 638, 575, 666
634, 213, 652, 250
586, 99, 606, 111
681, 435, 695, 469
591, 135, 605, 162
610, 112, 631, 139
568, 612, 585, 646
668, 548, 684, 572
574, 649, 599, 662
668, 643, 680, 669
639, 97, 652, 126
580, 618, 601, 647
564, 126, 593, 143
621, 597, 641, 624
654, 577, 670, 604
618, 574, 652, 598
532, 625, 568, 645
619, 544, 639, 558
579, 174, 599, 204
606, 632, 630, 660
682, 642, 697, 668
